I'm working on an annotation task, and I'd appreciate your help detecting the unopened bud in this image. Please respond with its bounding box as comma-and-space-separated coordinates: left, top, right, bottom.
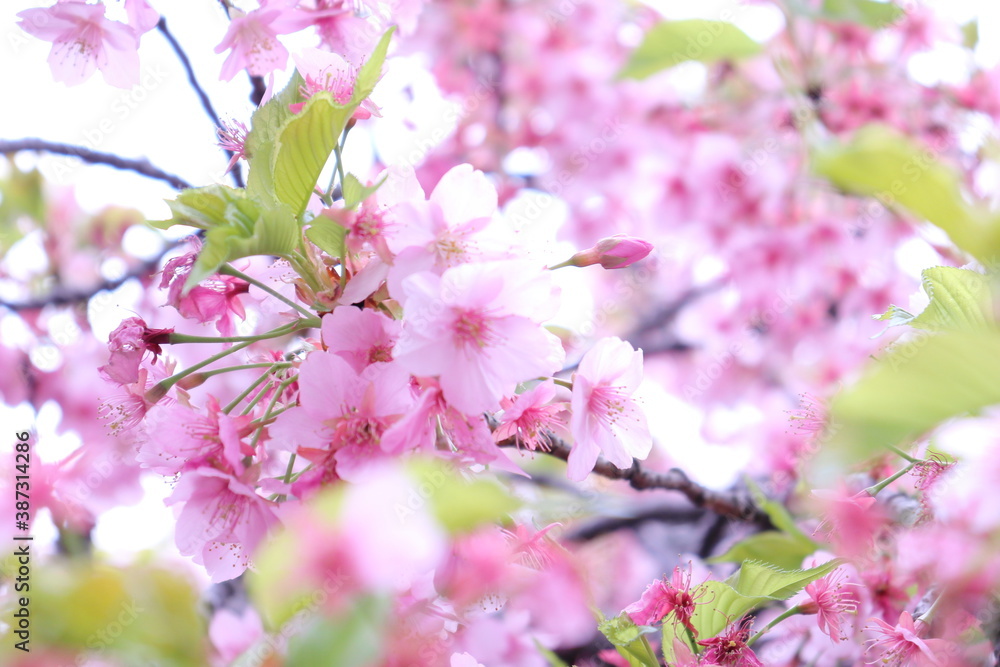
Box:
568, 235, 654, 269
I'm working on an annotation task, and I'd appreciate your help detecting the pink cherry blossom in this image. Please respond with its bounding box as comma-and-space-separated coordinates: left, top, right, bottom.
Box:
209, 607, 263, 664
864, 611, 949, 666
624, 563, 705, 632
698, 617, 764, 667
18, 1, 142, 87
812, 487, 887, 558
99, 364, 173, 435
168, 466, 281, 583
493, 380, 568, 452
124, 0, 159, 35
800, 569, 859, 641
568, 336, 651, 481
138, 397, 254, 476
394, 261, 564, 415
217, 118, 249, 174
291, 48, 380, 119
160, 251, 249, 336
321, 306, 401, 372
269, 351, 413, 485
99, 317, 173, 386
385, 164, 514, 298
215, 5, 308, 81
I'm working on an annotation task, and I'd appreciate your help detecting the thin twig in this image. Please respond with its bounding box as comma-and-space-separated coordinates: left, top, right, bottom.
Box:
0, 242, 181, 311
498, 433, 770, 525
156, 17, 244, 189
0, 139, 192, 190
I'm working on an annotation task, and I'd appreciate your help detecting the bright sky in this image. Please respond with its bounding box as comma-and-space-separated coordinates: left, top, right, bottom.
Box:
1, 0, 998, 564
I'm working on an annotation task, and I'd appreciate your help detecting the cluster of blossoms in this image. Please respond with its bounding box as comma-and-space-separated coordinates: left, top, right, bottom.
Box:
5, 0, 1000, 666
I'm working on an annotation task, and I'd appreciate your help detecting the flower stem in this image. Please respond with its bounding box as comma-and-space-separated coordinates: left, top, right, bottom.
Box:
220, 264, 315, 318
224, 367, 280, 414
249, 376, 298, 450
888, 445, 921, 463
275, 453, 299, 503
168, 319, 319, 344
148, 340, 254, 401
865, 462, 917, 497
748, 605, 804, 646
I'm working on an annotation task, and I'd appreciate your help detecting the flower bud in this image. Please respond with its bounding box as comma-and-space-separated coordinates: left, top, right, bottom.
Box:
569, 235, 653, 269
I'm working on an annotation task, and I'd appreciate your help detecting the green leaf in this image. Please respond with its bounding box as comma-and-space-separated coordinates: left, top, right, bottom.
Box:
354, 27, 395, 99
709, 531, 817, 570
618, 20, 761, 80
818, 0, 903, 29
825, 331, 1000, 462
273, 93, 353, 217
0, 560, 205, 666
535, 640, 571, 667
407, 460, 521, 534
150, 184, 247, 231
875, 267, 995, 335
962, 20, 979, 50
286, 595, 390, 667
185, 201, 299, 289
908, 267, 994, 332
245, 71, 306, 203
745, 478, 815, 544
812, 125, 1000, 263
264, 28, 393, 216
598, 614, 660, 667
305, 214, 348, 260
727, 559, 843, 599
342, 172, 387, 210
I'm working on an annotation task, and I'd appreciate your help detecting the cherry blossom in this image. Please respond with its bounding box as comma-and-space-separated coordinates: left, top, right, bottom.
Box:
215, 4, 308, 81
394, 261, 564, 415
17, 1, 143, 87
568, 336, 651, 480
168, 467, 281, 583
98, 317, 172, 385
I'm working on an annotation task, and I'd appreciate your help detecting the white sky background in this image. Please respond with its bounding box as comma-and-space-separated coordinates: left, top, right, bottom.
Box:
1, 0, 999, 563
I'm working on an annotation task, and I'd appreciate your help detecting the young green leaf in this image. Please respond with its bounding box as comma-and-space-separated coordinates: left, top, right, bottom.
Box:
599, 614, 660, 667
305, 214, 348, 261
286, 596, 391, 667
245, 71, 306, 203
818, 0, 903, 29
727, 559, 843, 600
342, 172, 387, 210
812, 125, 1000, 263
150, 185, 248, 231
619, 20, 761, 80
184, 201, 299, 291
709, 531, 817, 570
825, 331, 1000, 462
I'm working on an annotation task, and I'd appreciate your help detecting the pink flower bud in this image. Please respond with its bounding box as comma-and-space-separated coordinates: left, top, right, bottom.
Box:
570, 235, 653, 269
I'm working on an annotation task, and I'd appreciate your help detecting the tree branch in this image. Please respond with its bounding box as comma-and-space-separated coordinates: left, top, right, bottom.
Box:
156, 17, 244, 189
0, 242, 181, 312
498, 433, 771, 526
0, 139, 192, 191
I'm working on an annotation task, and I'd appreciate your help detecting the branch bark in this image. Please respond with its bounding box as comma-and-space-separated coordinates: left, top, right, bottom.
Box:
498, 433, 771, 526
0, 139, 192, 191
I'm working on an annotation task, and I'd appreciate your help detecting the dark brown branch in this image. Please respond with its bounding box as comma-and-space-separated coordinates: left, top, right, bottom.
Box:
248, 75, 268, 107
0, 242, 181, 311
498, 433, 770, 526
0, 139, 192, 191
156, 17, 244, 189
